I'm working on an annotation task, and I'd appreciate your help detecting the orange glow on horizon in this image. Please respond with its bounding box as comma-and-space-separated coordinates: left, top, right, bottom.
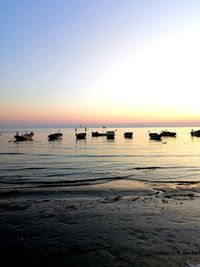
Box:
1, 99, 200, 126
1, 108, 200, 127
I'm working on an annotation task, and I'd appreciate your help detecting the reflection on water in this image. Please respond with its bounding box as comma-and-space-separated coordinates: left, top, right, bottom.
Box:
0, 127, 200, 192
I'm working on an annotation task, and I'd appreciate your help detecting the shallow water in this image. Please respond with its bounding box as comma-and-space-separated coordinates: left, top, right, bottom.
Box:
1, 127, 200, 192
1, 127, 200, 267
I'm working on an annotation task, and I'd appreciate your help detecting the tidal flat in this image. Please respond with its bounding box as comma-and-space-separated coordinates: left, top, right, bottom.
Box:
1, 180, 200, 267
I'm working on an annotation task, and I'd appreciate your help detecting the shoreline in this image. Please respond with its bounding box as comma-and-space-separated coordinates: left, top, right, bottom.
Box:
1, 180, 200, 266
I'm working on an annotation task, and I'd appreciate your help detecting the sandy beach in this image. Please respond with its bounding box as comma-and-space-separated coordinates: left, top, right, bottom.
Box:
1, 180, 200, 267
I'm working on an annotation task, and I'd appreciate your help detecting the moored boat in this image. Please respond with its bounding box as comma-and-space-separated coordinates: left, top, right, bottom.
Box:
92, 131, 107, 137
149, 132, 162, 141
48, 131, 63, 141
124, 132, 133, 138
190, 129, 200, 137
75, 127, 87, 139
14, 131, 34, 142
92, 126, 107, 137
76, 132, 86, 139
160, 130, 176, 137
106, 131, 115, 139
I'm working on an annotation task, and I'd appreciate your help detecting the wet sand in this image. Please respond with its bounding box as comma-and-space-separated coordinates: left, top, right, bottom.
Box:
1, 180, 200, 267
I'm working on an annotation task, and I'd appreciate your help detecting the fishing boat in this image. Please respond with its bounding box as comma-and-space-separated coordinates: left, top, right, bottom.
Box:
190, 129, 200, 137
160, 130, 176, 137
92, 126, 107, 137
75, 127, 87, 139
149, 132, 162, 141
106, 131, 115, 139
48, 131, 63, 141
14, 131, 34, 142
124, 132, 133, 138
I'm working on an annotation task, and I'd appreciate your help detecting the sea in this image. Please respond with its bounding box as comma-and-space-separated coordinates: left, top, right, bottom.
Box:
1, 127, 200, 193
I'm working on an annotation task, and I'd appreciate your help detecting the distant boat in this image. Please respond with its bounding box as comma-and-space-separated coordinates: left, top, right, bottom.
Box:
92, 131, 107, 137
149, 132, 162, 141
190, 129, 200, 137
160, 130, 176, 137
75, 127, 87, 139
14, 131, 34, 142
92, 126, 107, 137
48, 131, 63, 141
106, 131, 115, 139
124, 132, 133, 138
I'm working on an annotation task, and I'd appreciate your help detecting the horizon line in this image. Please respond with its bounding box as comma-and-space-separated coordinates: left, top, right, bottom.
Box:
1, 121, 200, 129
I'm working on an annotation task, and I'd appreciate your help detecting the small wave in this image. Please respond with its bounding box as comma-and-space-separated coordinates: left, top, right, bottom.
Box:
0, 167, 85, 174
1, 176, 200, 195
126, 177, 200, 185
5, 167, 78, 171
18, 166, 80, 171
130, 166, 200, 171
16, 167, 47, 171
45, 172, 85, 178
0, 175, 23, 180
35, 153, 60, 156
0, 152, 25, 155
134, 167, 162, 170
0, 174, 133, 188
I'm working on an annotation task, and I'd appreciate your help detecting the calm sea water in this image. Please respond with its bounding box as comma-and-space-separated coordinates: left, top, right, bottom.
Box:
0, 127, 200, 192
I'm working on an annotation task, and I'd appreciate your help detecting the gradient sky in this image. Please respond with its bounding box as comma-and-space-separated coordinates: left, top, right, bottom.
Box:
1, 0, 200, 127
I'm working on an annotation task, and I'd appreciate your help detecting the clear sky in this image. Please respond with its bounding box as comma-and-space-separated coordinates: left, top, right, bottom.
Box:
1, 0, 200, 127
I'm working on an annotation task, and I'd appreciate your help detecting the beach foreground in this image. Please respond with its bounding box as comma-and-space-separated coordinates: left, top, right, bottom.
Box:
1, 180, 200, 267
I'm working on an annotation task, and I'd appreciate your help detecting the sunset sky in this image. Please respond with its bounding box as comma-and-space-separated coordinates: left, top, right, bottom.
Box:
1, 0, 200, 127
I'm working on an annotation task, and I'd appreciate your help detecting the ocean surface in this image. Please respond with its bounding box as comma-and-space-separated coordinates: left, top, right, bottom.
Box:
1, 127, 200, 193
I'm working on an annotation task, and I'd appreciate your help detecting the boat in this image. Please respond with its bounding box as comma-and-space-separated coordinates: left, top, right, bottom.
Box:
92, 126, 107, 137
190, 129, 200, 137
106, 131, 115, 139
149, 132, 162, 141
92, 131, 107, 137
124, 132, 133, 138
76, 132, 86, 139
48, 131, 63, 141
160, 130, 176, 137
14, 131, 34, 142
75, 127, 87, 139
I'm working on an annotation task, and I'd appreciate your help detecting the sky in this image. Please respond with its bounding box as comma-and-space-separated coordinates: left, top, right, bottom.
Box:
1, 0, 200, 128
